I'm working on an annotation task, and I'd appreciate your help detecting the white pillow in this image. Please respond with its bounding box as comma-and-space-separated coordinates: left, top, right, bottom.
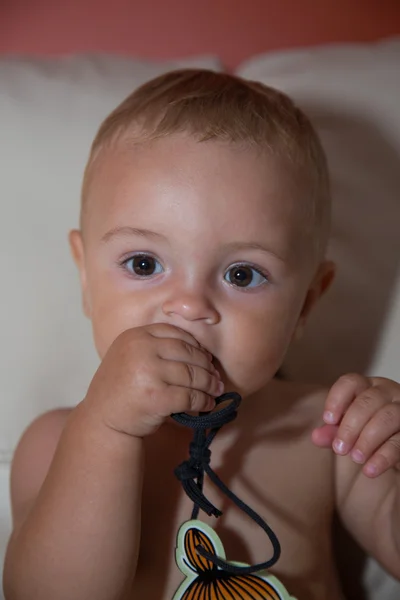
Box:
237, 38, 400, 386
0, 54, 222, 459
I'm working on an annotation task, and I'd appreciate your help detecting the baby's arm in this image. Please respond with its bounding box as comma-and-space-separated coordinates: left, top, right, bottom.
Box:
313, 374, 400, 578
3, 404, 144, 600
335, 445, 400, 578
3, 324, 221, 600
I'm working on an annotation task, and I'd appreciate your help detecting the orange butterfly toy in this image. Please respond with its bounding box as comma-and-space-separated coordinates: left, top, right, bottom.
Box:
173, 520, 295, 600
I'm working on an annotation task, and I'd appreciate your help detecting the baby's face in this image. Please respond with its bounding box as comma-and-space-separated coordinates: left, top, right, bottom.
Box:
72, 134, 325, 398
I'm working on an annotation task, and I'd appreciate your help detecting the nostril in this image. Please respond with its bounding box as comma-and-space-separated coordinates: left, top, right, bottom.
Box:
162, 295, 220, 324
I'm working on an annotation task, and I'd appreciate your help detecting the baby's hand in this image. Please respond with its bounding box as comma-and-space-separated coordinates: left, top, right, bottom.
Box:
312, 374, 400, 477
82, 324, 223, 438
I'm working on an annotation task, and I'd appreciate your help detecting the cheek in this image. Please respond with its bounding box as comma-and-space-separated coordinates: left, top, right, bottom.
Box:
88, 281, 147, 359
221, 295, 303, 395
90, 314, 124, 359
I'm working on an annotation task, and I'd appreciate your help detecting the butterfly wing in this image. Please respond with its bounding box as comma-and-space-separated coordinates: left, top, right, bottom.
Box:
184, 526, 218, 573
180, 572, 284, 600
216, 573, 283, 599
180, 578, 207, 600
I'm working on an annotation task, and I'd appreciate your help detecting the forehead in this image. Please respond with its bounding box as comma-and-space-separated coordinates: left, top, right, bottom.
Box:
83, 135, 312, 258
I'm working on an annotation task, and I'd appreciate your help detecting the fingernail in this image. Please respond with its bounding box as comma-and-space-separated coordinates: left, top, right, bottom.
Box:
217, 381, 224, 395
206, 398, 216, 411
333, 438, 349, 455
351, 449, 365, 464
364, 463, 378, 477
323, 411, 336, 424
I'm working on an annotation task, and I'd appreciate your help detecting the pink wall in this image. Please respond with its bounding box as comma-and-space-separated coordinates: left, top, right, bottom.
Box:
1, 0, 399, 69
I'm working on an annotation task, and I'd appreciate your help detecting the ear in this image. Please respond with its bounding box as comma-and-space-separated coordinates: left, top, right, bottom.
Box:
293, 260, 336, 341
69, 230, 91, 318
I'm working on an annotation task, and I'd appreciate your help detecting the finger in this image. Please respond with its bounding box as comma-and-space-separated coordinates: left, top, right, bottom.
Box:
350, 401, 400, 465
369, 377, 400, 400
332, 386, 388, 456
166, 386, 217, 414
311, 424, 339, 448
163, 360, 224, 398
157, 338, 216, 373
147, 323, 202, 349
323, 374, 370, 425
363, 433, 400, 478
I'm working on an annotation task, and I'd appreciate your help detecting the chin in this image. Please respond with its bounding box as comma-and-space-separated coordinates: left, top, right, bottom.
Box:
225, 373, 277, 400
212, 357, 278, 399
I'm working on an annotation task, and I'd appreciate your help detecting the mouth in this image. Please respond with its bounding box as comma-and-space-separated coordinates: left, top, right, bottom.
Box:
201, 345, 219, 371
197, 342, 223, 378
169, 326, 223, 376
211, 354, 220, 369
210, 356, 226, 385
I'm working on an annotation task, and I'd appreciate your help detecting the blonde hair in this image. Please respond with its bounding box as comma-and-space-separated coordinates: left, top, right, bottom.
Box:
82, 69, 331, 255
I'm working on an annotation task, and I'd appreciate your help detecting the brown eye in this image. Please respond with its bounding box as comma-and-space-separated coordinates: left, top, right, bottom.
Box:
225, 265, 267, 288
124, 255, 162, 277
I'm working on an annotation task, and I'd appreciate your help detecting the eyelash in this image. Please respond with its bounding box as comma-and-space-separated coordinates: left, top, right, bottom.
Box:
119, 253, 164, 278
225, 263, 270, 289
119, 253, 270, 288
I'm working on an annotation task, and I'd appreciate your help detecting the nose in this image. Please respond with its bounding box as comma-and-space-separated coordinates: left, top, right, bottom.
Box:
162, 288, 220, 325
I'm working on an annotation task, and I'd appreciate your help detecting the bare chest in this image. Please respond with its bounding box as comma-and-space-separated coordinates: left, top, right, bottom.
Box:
134, 417, 341, 600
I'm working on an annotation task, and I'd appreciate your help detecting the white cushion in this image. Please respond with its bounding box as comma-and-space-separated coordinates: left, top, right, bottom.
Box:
237, 38, 400, 386
0, 54, 222, 460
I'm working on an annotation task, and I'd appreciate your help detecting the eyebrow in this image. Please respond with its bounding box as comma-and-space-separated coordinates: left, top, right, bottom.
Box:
101, 226, 286, 262
223, 241, 286, 263
101, 226, 168, 243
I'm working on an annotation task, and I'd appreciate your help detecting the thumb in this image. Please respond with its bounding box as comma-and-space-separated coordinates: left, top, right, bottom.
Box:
311, 424, 339, 448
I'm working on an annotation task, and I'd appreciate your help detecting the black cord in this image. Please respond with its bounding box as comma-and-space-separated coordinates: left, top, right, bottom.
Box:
171, 392, 281, 574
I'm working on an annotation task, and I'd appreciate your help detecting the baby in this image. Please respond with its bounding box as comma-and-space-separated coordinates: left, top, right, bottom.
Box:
3, 70, 400, 600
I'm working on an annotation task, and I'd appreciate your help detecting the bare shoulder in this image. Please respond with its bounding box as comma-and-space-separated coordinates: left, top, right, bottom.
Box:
10, 408, 72, 530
